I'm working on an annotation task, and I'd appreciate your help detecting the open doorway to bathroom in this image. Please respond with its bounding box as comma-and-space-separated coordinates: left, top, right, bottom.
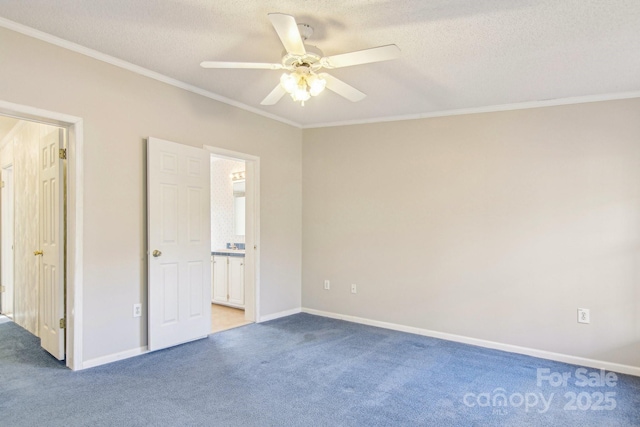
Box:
210, 155, 252, 333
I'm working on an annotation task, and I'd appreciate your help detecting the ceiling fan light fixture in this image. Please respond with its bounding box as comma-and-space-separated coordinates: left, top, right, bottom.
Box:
279, 69, 326, 105
280, 73, 298, 93
202, 13, 401, 106
308, 74, 327, 97
292, 86, 311, 103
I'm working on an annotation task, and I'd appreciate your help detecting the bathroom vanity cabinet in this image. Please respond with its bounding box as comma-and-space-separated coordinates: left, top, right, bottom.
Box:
211, 254, 244, 308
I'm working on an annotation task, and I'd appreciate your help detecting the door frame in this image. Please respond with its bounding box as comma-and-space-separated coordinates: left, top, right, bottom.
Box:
0, 100, 83, 370
1, 164, 14, 318
204, 145, 260, 323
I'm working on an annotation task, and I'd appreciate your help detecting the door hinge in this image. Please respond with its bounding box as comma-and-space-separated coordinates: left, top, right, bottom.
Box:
59, 318, 66, 329
59, 148, 67, 159
0, 181, 4, 188
0, 285, 5, 292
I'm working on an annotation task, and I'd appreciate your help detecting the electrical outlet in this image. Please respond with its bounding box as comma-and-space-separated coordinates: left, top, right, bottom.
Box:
351, 284, 357, 294
133, 303, 142, 318
577, 308, 590, 324
324, 280, 330, 290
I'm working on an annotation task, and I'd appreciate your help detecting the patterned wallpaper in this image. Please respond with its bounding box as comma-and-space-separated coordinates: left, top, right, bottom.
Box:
211, 157, 245, 250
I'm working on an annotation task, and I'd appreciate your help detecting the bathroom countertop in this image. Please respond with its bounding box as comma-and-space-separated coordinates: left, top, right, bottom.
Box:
211, 249, 245, 257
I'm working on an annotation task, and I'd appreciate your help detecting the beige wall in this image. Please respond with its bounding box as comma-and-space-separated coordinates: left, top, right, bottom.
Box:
303, 98, 640, 368
0, 27, 302, 362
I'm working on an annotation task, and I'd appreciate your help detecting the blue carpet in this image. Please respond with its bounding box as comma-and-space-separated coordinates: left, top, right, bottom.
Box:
1, 313, 639, 426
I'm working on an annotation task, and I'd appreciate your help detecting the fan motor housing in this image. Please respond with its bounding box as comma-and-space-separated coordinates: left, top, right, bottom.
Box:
282, 45, 324, 71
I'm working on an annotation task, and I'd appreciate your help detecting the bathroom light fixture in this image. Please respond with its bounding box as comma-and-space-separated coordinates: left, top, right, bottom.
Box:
279, 66, 326, 106
230, 171, 245, 181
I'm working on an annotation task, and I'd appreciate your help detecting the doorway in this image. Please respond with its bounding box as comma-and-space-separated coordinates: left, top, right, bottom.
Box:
209, 153, 256, 333
146, 138, 260, 351
207, 146, 260, 333
0, 118, 66, 359
0, 100, 82, 370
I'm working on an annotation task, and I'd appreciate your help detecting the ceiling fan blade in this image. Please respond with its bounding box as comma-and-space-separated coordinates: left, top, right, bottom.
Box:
268, 13, 306, 55
322, 73, 366, 102
260, 84, 287, 105
200, 61, 283, 70
321, 44, 401, 69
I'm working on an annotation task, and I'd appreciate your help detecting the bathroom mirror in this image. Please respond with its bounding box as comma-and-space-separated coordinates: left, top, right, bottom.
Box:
233, 179, 245, 236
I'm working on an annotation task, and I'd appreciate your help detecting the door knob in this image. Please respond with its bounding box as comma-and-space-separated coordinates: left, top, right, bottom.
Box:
34, 250, 43, 256
152, 250, 162, 257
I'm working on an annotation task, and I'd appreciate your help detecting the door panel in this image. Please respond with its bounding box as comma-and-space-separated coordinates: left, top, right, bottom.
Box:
228, 256, 244, 306
212, 255, 227, 303
188, 261, 204, 317
148, 137, 211, 351
39, 128, 64, 360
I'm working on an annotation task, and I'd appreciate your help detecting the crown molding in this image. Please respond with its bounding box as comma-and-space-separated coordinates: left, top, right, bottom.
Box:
303, 91, 640, 129
0, 17, 302, 129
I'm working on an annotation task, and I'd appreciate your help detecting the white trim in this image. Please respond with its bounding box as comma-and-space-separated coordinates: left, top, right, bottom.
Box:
204, 145, 260, 324
259, 307, 301, 322
0, 100, 83, 371
303, 91, 640, 129
0, 17, 300, 129
302, 308, 640, 377
250, 160, 260, 323
82, 346, 149, 370
204, 145, 259, 162
67, 120, 83, 370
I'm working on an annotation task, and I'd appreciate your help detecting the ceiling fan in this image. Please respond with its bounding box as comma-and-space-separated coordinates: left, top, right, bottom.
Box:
200, 13, 401, 106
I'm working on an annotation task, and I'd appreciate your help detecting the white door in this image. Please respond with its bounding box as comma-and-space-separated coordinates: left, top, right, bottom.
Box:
39, 128, 65, 360
148, 137, 211, 351
1, 165, 14, 318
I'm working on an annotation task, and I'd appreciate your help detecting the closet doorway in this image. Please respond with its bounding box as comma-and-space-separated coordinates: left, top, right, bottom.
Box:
0, 117, 66, 359
0, 100, 83, 370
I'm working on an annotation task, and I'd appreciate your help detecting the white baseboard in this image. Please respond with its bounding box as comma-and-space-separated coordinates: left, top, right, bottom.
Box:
81, 346, 149, 370
302, 308, 640, 377
259, 307, 301, 322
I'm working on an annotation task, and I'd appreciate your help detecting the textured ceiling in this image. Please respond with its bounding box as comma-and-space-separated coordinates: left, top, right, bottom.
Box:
1, 0, 639, 127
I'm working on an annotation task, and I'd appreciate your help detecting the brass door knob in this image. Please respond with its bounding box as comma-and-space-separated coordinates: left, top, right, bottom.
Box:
152, 250, 162, 257
34, 250, 43, 256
